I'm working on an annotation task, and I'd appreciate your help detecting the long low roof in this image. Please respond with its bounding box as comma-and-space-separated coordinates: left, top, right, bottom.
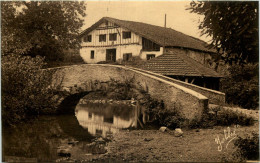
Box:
142, 52, 222, 78
80, 17, 216, 53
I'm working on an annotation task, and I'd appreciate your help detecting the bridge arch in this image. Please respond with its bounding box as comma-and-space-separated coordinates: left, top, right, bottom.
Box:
48, 64, 224, 121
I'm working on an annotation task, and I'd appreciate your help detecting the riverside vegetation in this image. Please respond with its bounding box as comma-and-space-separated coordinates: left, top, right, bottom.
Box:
2, 54, 60, 126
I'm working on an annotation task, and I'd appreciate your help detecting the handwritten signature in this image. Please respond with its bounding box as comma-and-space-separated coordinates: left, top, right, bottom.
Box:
215, 126, 238, 151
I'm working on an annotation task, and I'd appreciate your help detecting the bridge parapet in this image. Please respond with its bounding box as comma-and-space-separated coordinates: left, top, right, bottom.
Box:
48, 64, 211, 121
126, 67, 225, 105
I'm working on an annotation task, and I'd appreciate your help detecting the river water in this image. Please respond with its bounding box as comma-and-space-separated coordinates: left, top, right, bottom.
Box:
2, 102, 148, 162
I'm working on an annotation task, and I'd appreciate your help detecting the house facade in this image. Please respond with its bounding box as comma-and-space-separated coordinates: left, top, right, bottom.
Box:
79, 18, 164, 63
79, 17, 217, 64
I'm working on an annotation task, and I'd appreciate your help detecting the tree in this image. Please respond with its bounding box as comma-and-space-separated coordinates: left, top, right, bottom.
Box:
1, 1, 86, 61
220, 63, 258, 109
2, 54, 59, 126
188, 1, 258, 64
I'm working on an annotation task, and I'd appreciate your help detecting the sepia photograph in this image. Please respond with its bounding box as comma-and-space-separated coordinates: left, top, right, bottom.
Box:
1, 0, 259, 162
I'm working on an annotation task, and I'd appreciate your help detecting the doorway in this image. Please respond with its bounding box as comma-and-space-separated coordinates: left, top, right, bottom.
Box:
106, 49, 116, 62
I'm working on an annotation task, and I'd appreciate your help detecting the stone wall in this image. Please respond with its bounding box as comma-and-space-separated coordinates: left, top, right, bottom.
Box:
49, 64, 209, 121
127, 67, 225, 105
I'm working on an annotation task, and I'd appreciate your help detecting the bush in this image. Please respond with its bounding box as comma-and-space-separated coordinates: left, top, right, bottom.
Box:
187, 114, 214, 129
121, 56, 146, 68
146, 100, 185, 129
220, 64, 259, 109
215, 109, 255, 126
2, 54, 58, 126
103, 77, 136, 100
44, 49, 85, 68
188, 107, 255, 129
233, 132, 259, 161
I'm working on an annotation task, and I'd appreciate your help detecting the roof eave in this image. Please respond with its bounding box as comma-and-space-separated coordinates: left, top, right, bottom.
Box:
78, 17, 107, 38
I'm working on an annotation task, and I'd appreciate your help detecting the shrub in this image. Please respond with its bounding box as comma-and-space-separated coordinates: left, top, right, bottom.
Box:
220, 64, 259, 109
102, 77, 138, 100
215, 109, 255, 126
233, 132, 259, 161
121, 56, 146, 68
188, 107, 255, 129
187, 114, 215, 129
146, 100, 185, 129
44, 49, 85, 68
2, 54, 58, 126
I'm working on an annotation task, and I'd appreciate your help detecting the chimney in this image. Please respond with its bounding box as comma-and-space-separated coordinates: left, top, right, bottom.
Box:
163, 14, 166, 53
164, 14, 167, 28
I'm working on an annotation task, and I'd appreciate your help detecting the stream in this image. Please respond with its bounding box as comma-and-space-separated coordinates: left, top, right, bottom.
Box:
2, 102, 148, 162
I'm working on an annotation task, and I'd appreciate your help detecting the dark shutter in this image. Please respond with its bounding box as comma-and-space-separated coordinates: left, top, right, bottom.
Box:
87, 35, 92, 42
123, 32, 131, 39
123, 54, 127, 61
91, 51, 94, 59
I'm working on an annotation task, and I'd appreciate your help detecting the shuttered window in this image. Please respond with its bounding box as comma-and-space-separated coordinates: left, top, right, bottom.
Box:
142, 37, 160, 51
123, 31, 131, 39
99, 34, 106, 42
83, 35, 92, 42
109, 33, 117, 41
87, 35, 92, 42
91, 50, 94, 59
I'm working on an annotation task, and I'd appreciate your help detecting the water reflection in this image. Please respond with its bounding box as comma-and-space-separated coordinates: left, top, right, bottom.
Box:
75, 103, 147, 138
2, 102, 148, 162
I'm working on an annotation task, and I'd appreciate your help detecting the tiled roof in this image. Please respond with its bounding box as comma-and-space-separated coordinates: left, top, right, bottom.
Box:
80, 17, 216, 53
142, 53, 222, 78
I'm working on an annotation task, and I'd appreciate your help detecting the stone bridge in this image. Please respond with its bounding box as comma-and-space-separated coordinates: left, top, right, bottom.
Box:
48, 64, 225, 121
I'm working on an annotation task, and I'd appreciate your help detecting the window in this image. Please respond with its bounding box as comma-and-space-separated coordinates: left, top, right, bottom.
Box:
142, 37, 160, 51
147, 54, 155, 60
123, 31, 131, 39
83, 35, 92, 42
109, 33, 117, 41
87, 35, 92, 42
99, 34, 106, 42
123, 53, 132, 61
90, 50, 94, 59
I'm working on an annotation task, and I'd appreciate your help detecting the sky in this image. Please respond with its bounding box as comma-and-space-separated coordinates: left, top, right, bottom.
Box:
81, 1, 211, 42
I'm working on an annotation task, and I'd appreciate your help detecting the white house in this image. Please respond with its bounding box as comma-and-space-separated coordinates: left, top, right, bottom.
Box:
79, 17, 217, 64
79, 17, 166, 63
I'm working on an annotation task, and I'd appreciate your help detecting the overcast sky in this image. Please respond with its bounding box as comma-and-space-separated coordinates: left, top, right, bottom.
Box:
81, 1, 211, 42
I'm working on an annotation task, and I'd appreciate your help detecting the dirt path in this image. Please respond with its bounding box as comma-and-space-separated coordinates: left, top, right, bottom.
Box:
100, 123, 258, 162
61, 122, 258, 162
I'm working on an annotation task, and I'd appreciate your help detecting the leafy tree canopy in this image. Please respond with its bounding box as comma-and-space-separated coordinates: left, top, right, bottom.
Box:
188, 1, 258, 65
1, 1, 86, 61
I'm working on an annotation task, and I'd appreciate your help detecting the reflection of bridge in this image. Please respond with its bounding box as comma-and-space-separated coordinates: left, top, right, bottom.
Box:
49, 64, 225, 121
75, 104, 145, 138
